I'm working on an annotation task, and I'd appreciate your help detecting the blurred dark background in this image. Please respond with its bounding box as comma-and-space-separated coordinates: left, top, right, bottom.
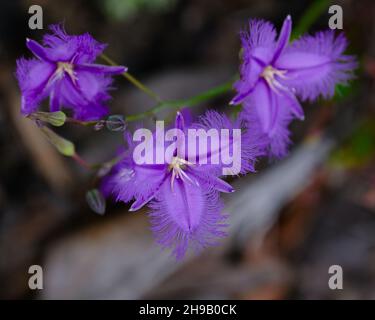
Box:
0, 0, 375, 299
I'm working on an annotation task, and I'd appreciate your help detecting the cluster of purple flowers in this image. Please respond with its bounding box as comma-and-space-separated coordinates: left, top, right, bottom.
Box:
16, 16, 356, 258
102, 110, 264, 258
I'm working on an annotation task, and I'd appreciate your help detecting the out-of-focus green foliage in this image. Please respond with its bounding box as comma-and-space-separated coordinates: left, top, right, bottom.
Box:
333, 76, 360, 102
291, 0, 330, 39
99, 0, 177, 21
330, 119, 375, 168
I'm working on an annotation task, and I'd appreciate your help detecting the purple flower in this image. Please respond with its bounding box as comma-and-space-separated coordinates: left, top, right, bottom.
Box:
102, 110, 263, 258
16, 24, 126, 120
231, 16, 357, 157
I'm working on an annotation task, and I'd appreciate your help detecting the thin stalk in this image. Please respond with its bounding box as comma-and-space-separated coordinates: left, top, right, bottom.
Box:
101, 54, 162, 103
66, 118, 98, 126
126, 80, 234, 122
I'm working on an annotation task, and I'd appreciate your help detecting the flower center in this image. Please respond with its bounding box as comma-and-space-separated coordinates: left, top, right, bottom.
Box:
56, 62, 77, 83
168, 156, 196, 190
260, 65, 288, 94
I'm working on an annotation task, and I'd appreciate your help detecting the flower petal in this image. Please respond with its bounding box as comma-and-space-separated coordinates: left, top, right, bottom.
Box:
129, 177, 166, 211
189, 168, 234, 193
26, 38, 52, 62
282, 90, 304, 120
231, 19, 277, 105
149, 180, 227, 259
252, 79, 278, 132
271, 15, 292, 63
242, 97, 293, 159
103, 159, 168, 209
59, 76, 87, 106
76, 70, 112, 102
58, 70, 115, 120
230, 74, 258, 105
54, 76, 104, 120
275, 31, 357, 101
175, 111, 185, 131
49, 82, 61, 112
16, 58, 56, 115
42, 24, 106, 63
75, 63, 127, 74
242, 19, 277, 50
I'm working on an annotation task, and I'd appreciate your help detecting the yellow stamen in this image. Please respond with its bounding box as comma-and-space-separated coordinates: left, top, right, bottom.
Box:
56, 62, 77, 84
260, 65, 288, 94
168, 156, 195, 191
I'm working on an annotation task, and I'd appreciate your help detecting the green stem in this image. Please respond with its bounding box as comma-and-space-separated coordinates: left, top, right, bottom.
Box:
66, 118, 98, 126
126, 80, 234, 122
101, 53, 162, 102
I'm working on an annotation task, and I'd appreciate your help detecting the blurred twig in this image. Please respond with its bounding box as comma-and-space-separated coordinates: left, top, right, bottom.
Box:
1, 69, 73, 194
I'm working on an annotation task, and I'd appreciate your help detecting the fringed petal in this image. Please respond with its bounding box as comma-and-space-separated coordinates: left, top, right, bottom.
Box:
149, 181, 227, 259
104, 161, 167, 208
192, 110, 264, 175
275, 31, 357, 101
242, 19, 277, 51
42, 24, 106, 63
16, 58, 55, 115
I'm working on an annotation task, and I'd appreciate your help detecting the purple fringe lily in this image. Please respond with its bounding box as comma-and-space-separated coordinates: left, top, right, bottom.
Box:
16, 24, 126, 120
